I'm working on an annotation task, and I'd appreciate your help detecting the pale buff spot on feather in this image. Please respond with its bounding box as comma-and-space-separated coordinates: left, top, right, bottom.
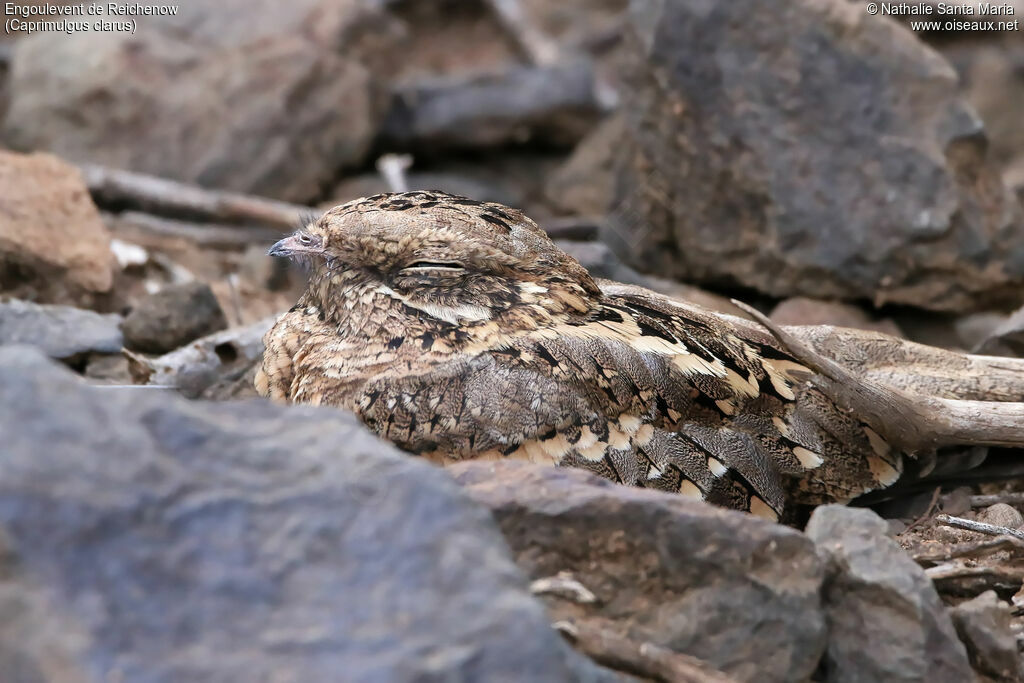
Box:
707, 457, 729, 477
793, 447, 824, 470
749, 497, 779, 522
679, 479, 704, 500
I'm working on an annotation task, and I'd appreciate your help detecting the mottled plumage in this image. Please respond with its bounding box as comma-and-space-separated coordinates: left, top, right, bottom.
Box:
256, 191, 907, 521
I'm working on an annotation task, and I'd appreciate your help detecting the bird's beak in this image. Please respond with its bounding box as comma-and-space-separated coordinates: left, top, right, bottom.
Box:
268, 234, 320, 258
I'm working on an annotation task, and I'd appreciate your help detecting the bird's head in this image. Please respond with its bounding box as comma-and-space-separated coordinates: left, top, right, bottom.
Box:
269, 192, 600, 327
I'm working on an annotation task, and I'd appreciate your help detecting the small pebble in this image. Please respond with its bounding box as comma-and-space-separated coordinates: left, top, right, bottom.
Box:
977, 503, 1024, 529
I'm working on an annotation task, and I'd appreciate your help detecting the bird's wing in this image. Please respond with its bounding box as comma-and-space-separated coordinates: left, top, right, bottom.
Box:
361, 283, 904, 520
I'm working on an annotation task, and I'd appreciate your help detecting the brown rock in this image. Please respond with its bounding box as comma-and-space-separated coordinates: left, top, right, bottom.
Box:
770, 298, 903, 337
121, 282, 228, 355
2, 2, 395, 203
452, 461, 826, 683
546, 115, 623, 217
0, 151, 113, 301
606, 0, 1024, 313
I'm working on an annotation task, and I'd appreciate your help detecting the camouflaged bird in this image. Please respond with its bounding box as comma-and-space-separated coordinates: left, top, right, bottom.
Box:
256, 191, 1023, 522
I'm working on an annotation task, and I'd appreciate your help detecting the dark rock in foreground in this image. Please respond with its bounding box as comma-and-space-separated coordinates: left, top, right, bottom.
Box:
805, 505, 973, 683
607, 0, 1024, 312
122, 281, 228, 355
452, 461, 827, 683
951, 590, 1022, 682
0, 348, 611, 683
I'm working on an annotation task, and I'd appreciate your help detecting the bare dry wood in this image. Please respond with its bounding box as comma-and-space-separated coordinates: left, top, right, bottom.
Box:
935, 514, 1024, 542
80, 164, 313, 229
912, 536, 1024, 564
925, 562, 1024, 583
107, 211, 283, 249
733, 301, 1024, 451
971, 493, 1024, 508
554, 620, 739, 683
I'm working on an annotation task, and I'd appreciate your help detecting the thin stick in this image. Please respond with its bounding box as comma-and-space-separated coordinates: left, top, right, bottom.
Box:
904, 486, 942, 534
935, 514, 1024, 542
80, 164, 312, 229
970, 493, 1024, 508
913, 535, 1024, 563
107, 211, 283, 249
925, 562, 1024, 583
554, 620, 738, 683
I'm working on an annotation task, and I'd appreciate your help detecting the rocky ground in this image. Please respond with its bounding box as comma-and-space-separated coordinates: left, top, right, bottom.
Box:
2, 0, 1024, 681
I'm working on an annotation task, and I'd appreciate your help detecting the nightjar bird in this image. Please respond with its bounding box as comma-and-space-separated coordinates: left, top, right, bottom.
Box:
255, 191, 920, 522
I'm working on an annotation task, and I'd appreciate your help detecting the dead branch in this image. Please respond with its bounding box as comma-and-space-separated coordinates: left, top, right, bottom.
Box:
935, 514, 1024, 542
970, 493, 1024, 508
912, 536, 1024, 564
554, 620, 739, 683
925, 562, 1024, 584
106, 211, 283, 249
79, 164, 313, 229
732, 301, 1024, 452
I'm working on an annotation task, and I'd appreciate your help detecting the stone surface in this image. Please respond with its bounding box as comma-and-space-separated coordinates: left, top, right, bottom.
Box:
2, 1, 393, 203
0, 347, 613, 683
557, 240, 740, 313
606, 0, 1024, 313
381, 61, 605, 151
122, 282, 228, 355
0, 150, 113, 301
769, 298, 903, 338
806, 505, 973, 683
951, 591, 1023, 681
976, 503, 1024, 530
452, 461, 826, 683
546, 115, 623, 217
975, 304, 1024, 357
0, 298, 122, 360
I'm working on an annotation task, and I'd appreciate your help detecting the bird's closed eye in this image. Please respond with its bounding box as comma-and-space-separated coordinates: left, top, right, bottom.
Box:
402, 261, 465, 272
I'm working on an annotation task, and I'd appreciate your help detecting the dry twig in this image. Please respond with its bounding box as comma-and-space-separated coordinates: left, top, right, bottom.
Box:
554, 620, 738, 683
925, 562, 1024, 583
970, 493, 1024, 508
81, 164, 311, 229
935, 514, 1024, 542
106, 211, 283, 249
913, 536, 1024, 564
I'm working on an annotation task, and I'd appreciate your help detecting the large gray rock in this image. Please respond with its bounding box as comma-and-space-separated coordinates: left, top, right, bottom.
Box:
806, 505, 973, 683
2, 1, 394, 203
452, 461, 827, 683
0, 348, 612, 683
0, 299, 122, 359
951, 591, 1022, 681
606, 0, 1024, 313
